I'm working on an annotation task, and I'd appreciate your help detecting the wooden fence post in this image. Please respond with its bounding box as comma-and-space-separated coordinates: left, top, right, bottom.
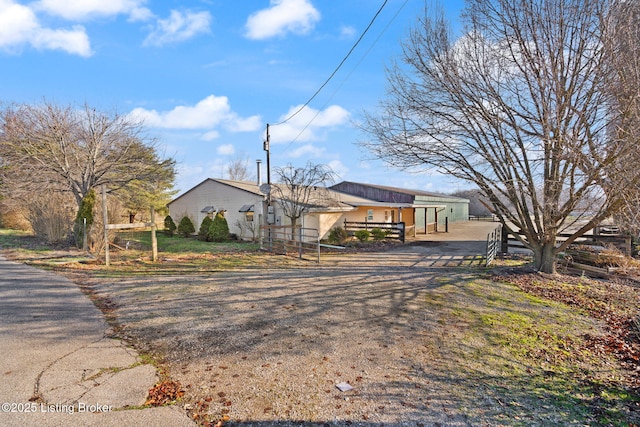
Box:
150, 206, 158, 262
102, 184, 110, 267
501, 229, 509, 254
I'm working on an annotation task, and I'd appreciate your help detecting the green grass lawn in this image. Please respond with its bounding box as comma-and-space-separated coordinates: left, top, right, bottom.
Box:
110, 229, 260, 253
422, 273, 639, 426
0, 228, 300, 274
155, 232, 259, 253
0, 228, 56, 254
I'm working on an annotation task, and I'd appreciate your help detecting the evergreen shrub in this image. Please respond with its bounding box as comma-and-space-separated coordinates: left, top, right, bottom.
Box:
208, 212, 230, 242
177, 216, 195, 237
198, 216, 213, 241
354, 229, 370, 242
164, 215, 177, 236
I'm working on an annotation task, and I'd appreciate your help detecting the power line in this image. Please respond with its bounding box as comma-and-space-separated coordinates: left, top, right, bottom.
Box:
271, 0, 390, 128
276, 0, 410, 154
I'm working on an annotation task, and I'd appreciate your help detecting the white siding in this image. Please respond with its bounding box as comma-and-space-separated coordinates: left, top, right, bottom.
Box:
168, 180, 266, 238
168, 179, 426, 242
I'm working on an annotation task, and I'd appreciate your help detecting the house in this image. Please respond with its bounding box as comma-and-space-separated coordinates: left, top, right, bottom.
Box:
167, 178, 469, 240
300, 189, 414, 240
167, 178, 391, 241
330, 181, 469, 235
167, 179, 266, 240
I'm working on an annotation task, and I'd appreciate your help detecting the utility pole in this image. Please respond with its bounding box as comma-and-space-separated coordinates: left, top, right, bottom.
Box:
263, 123, 273, 209
263, 124, 273, 247
264, 123, 271, 192
102, 184, 110, 267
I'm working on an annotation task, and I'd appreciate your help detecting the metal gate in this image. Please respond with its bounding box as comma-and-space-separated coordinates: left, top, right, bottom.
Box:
260, 225, 320, 262
486, 225, 502, 266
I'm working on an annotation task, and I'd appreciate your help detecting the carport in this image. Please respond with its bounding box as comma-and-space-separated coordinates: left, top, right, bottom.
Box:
412, 204, 447, 235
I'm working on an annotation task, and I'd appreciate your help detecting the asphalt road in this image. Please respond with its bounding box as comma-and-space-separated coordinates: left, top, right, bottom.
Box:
0, 255, 194, 426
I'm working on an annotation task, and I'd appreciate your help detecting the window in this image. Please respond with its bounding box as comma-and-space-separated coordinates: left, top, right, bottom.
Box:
201, 206, 216, 218
367, 209, 374, 221
239, 204, 254, 222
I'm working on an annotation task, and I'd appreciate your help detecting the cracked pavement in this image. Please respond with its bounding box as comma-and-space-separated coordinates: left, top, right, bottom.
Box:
0, 255, 194, 426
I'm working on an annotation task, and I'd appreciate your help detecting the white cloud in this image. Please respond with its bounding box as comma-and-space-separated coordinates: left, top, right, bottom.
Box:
131, 95, 231, 128
127, 5, 153, 22
177, 163, 204, 179
130, 95, 262, 135
340, 25, 355, 38
0, 0, 91, 56
269, 104, 350, 143
313, 105, 351, 126
217, 144, 235, 155
286, 144, 325, 159
32, 25, 91, 55
144, 9, 211, 46
244, 0, 320, 40
226, 115, 262, 133
0, 1, 38, 47
202, 130, 220, 141
327, 159, 348, 179
34, 0, 152, 21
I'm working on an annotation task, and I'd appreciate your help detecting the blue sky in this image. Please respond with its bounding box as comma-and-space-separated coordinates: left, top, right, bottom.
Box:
0, 0, 468, 195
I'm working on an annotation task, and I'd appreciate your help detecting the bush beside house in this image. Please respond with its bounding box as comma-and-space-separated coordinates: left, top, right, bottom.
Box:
198, 216, 213, 241
208, 212, 230, 242
177, 216, 195, 237
328, 227, 349, 245
354, 230, 370, 242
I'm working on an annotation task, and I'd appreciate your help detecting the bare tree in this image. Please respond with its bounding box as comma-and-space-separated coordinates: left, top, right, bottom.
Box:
604, 1, 640, 236
226, 154, 254, 182
0, 100, 176, 228
362, 0, 640, 273
271, 162, 336, 238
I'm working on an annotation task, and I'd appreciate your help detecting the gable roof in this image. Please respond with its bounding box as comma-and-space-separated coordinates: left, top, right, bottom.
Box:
168, 178, 264, 207
214, 179, 264, 196
345, 181, 438, 197
330, 181, 468, 203
169, 178, 464, 211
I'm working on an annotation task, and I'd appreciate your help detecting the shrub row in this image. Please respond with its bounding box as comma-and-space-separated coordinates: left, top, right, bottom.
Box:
164, 214, 230, 242
328, 226, 391, 243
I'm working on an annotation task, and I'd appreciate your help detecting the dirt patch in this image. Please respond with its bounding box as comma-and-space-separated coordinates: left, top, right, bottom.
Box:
70, 247, 639, 426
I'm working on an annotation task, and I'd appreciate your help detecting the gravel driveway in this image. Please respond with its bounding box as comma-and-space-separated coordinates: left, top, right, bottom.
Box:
79, 222, 526, 425
87, 259, 476, 425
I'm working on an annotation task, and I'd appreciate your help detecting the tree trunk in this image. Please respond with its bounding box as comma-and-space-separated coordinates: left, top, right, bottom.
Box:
533, 242, 557, 274
290, 218, 297, 241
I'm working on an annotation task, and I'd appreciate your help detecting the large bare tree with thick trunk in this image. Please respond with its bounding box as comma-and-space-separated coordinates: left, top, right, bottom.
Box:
0, 100, 176, 237
605, 1, 640, 236
362, 0, 640, 273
